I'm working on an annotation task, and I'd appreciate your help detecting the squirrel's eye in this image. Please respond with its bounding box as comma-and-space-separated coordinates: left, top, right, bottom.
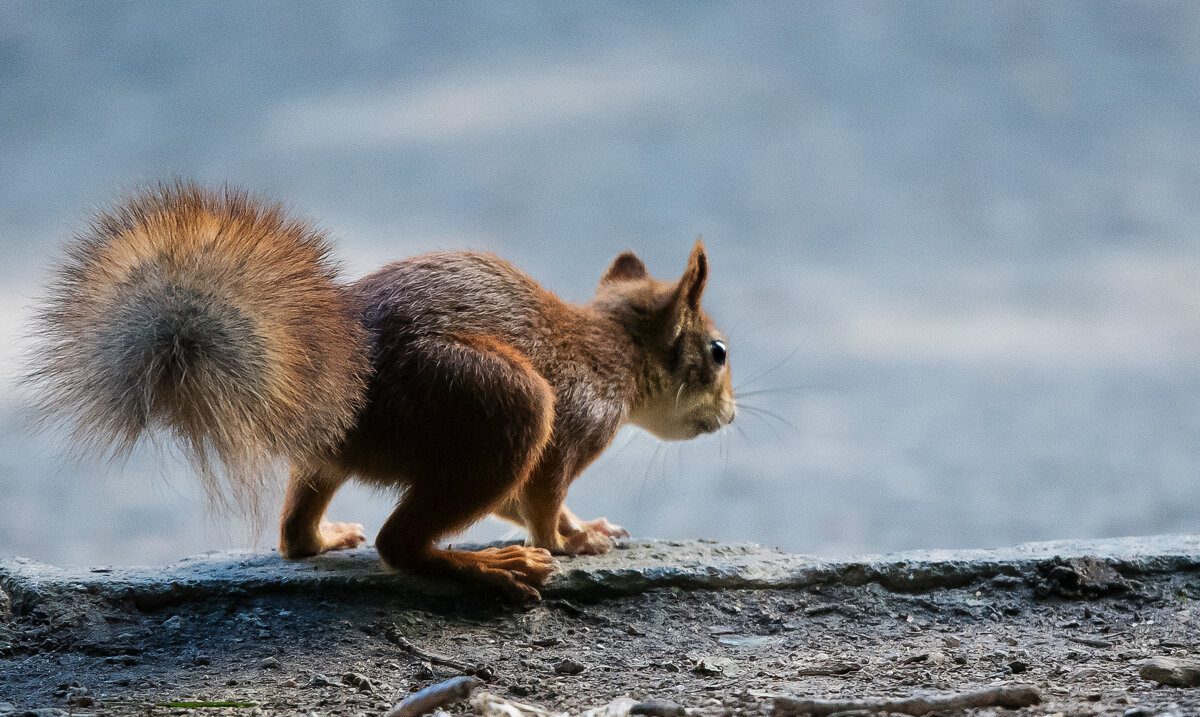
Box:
710, 339, 727, 366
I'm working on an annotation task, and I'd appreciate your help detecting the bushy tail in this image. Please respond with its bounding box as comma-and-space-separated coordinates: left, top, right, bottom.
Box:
27, 180, 371, 512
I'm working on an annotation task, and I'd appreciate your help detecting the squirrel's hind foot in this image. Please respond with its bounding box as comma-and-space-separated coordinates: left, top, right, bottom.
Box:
415, 545, 560, 600
474, 545, 560, 599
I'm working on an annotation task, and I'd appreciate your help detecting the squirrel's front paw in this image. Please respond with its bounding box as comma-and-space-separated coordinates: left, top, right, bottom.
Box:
562, 519, 627, 556
563, 530, 613, 556
581, 517, 629, 540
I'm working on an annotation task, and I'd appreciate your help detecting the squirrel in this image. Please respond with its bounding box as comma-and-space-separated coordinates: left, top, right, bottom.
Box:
28, 180, 736, 598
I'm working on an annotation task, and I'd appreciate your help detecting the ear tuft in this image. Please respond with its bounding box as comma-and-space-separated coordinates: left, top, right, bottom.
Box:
602, 250, 649, 283
679, 238, 708, 309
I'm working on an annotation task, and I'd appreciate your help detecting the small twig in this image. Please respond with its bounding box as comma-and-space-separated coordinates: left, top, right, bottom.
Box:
384, 676, 482, 717
773, 685, 1041, 716
472, 691, 558, 717
385, 625, 496, 680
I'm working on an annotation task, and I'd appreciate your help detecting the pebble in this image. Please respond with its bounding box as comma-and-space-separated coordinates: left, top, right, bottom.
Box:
553, 658, 586, 675
260, 656, 281, 669
1139, 656, 1200, 687
161, 615, 183, 631
990, 574, 1024, 589
716, 635, 775, 649
194, 654, 211, 666
414, 662, 437, 680
342, 672, 375, 693
691, 656, 739, 677
630, 701, 686, 717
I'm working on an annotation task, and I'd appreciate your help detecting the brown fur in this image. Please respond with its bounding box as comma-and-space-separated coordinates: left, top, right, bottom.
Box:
29, 183, 736, 598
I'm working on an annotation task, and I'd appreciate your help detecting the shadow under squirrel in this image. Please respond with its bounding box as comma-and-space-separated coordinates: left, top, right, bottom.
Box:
29, 181, 737, 598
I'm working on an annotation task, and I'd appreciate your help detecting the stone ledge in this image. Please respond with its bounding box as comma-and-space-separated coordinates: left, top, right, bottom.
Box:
2, 534, 1198, 613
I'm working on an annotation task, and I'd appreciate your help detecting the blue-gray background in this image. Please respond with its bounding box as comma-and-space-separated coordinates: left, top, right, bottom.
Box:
3, 2, 1199, 566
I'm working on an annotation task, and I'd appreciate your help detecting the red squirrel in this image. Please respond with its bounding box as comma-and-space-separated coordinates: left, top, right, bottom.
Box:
29, 181, 736, 598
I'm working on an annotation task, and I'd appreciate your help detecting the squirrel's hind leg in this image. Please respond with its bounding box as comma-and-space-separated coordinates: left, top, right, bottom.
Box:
371, 334, 560, 599
374, 445, 561, 600
279, 463, 365, 558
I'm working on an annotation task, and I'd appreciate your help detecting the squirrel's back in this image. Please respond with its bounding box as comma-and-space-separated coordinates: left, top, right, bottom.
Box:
352, 251, 550, 343
28, 181, 371, 508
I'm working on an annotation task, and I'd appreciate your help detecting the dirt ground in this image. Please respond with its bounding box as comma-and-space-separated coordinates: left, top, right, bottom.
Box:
2, 556, 1199, 717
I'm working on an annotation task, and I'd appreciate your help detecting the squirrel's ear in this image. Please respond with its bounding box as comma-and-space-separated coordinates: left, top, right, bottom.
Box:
602, 250, 649, 283
676, 238, 708, 310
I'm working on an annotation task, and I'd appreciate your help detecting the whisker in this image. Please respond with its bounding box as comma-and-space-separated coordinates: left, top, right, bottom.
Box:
737, 403, 802, 436
739, 409, 789, 447
718, 430, 739, 490
735, 344, 803, 391
637, 442, 665, 508
728, 421, 771, 488
723, 315, 749, 342
734, 385, 816, 398
722, 314, 774, 344
605, 429, 639, 469
720, 430, 730, 477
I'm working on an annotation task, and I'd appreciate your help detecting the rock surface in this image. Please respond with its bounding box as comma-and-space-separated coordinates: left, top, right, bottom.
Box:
3, 534, 1199, 613
3, 535, 1200, 715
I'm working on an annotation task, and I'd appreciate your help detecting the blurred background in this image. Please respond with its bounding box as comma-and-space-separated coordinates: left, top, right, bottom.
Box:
3, 2, 1200, 567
